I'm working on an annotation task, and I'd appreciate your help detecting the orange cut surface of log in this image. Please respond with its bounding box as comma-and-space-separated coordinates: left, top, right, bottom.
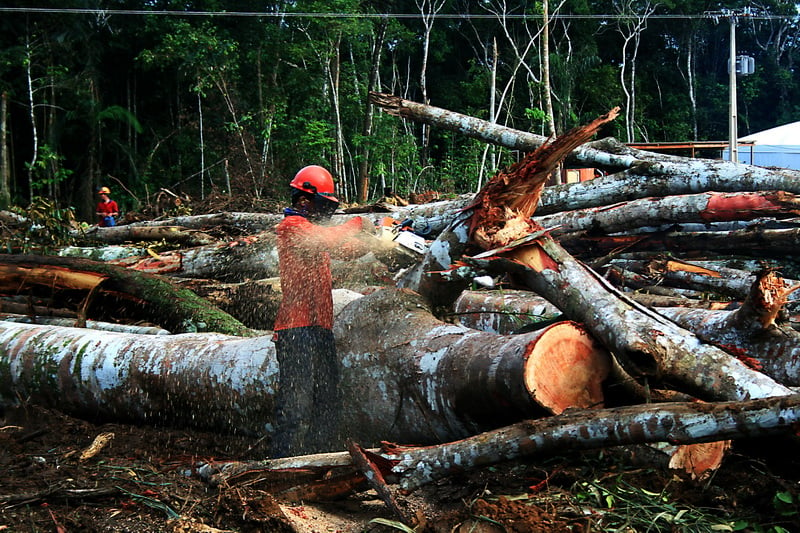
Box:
524, 322, 611, 414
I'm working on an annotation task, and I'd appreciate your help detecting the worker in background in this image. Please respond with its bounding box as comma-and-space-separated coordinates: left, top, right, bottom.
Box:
272, 165, 374, 458
95, 186, 119, 227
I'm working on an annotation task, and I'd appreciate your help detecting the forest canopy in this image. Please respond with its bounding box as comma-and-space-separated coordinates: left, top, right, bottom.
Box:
1, 0, 799, 222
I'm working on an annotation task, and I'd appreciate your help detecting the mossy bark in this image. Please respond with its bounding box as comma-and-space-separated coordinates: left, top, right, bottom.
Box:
0, 254, 254, 336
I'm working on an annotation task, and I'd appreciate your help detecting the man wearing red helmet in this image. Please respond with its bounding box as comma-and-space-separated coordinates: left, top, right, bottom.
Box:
272, 165, 370, 457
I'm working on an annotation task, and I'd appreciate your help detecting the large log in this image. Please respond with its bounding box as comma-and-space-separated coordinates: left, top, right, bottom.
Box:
652, 271, 800, 386
536, 190, 800, 237
469, 239, 793, 401
335, 289, 610, 444
0, 288, 610, 448
111, 231, 281, 281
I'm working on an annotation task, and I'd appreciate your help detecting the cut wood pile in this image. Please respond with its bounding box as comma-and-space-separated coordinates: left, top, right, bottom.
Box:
4, 93, 800, 530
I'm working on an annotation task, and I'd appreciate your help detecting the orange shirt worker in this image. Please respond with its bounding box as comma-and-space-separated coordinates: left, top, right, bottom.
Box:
272, 165, 369, 457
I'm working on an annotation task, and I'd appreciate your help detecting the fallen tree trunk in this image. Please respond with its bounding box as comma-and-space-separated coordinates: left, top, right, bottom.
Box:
368, 91, 640, 171
566, 225, 800, 259
657, 305, 800, 387
110, 231, 281, 281
0, 255, 253, 335
202, 393, 800, 494
334, 288, 610, 444
386, 393, 800, 491
0, 288, 610, 447
469, 240, 793, 401
76, 225, 216, 246
536, 190, 800, 237
538, 160, 800, 215
0, 315, 170, 335
108, 229, 408, 282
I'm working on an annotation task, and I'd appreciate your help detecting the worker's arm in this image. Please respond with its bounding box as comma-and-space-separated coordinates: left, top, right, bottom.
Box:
280, 215, 367, 256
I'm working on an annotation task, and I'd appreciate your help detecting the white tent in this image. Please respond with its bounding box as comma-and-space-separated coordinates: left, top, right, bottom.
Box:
724, 121, 800, 170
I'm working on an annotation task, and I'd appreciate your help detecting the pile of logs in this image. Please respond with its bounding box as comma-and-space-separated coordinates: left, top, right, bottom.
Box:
3, 93, 800, 527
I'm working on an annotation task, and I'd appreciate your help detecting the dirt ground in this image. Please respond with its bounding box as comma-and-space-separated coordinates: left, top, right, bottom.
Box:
2, 403, 800, 532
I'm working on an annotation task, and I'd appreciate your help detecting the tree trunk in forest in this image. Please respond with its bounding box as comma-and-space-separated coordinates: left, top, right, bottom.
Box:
0, 91, 10, 210
25, 36, 38, 202
0, 288, 611, 449
357, 19, 387, 203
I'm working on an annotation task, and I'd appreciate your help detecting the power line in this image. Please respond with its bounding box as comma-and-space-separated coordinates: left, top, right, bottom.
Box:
0, 7, 797, 21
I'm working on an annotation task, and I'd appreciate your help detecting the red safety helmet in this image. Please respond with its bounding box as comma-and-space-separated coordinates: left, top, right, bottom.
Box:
290, 165, 338, 202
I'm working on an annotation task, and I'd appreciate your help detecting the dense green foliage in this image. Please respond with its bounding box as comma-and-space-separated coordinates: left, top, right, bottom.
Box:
1, 0, 799, 220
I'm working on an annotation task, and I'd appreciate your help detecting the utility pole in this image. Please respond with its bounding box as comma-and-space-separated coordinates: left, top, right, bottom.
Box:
707, 8, 756, 163
728, 14, 738, 163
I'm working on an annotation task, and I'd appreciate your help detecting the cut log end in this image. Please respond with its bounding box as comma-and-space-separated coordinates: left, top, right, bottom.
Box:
668, 440, 731, 480
524, 322, 611, 414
